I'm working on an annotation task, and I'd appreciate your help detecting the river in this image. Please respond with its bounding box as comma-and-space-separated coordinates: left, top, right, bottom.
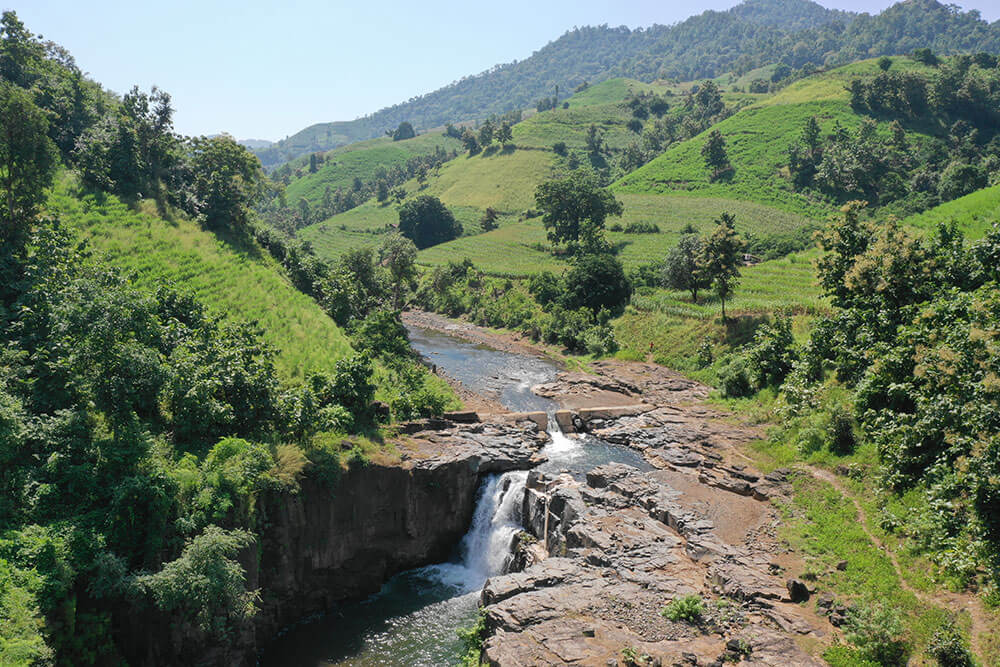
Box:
260, 324, 651, 666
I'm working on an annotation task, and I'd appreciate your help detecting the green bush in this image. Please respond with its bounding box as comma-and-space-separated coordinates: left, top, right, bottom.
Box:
718, 355, 753, 398
828, 404, 857, 455
661, 594, 704, 623
844, 602, 909, 666
745, 316, 798, 388
927, 619, 973, 667
457, 609, 487, 666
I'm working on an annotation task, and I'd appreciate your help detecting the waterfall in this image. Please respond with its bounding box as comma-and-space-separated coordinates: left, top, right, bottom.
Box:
426, 471, 528, 593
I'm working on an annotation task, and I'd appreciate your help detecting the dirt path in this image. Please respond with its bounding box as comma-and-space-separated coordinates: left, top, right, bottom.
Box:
802, 465, 989, 661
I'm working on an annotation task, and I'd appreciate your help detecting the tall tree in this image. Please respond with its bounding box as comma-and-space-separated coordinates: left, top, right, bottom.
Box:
186, 135, 263, 233
378, 233, 417, 309
0, 82, 58, 252
701, 130, 732, 181
701, 212, 745, 321
534, 170, 623, 253
662, 233, 710, 303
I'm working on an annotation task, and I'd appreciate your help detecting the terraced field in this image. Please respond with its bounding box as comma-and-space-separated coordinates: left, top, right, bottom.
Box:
49, 178, 354, 382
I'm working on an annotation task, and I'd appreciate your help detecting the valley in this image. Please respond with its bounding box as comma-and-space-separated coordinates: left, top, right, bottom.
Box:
3, 0, 1000, 665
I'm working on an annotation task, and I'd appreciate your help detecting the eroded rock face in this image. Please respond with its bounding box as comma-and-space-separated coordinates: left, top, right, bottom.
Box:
481, 454, 824, 665
117, 418, 547, 666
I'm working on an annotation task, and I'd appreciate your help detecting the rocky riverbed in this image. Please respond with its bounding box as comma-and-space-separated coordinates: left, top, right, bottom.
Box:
474, 360, 829, 666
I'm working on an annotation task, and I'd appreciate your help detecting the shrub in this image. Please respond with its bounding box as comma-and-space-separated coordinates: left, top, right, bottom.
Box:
561, 253, 632, 315
528, 271, 561, 308
552, 141, 568, 156
745, 316, 798, 388
718, 355, 753, 398
661, 594, 704, 623
927, 619, 973, 667
457, 610, 487, 666
623, 222, 659, 234
845, 602, 909, 666
351, 309, 410, 358
696, 338, 714, 369
583, 324, 618, 356
828, 404, 857, 455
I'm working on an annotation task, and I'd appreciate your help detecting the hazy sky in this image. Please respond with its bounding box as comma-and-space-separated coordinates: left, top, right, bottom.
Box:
10, 1, 999, 140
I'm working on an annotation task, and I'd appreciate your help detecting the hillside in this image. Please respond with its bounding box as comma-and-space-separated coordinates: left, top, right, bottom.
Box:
256, 0, 1000, 167
48, 177, 355, 382
614, 57, 937, 217
904, 183, 1000, 239
280, 131, 463, 206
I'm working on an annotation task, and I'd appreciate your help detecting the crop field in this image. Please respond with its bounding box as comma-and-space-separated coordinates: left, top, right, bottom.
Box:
50, 180, 354, 382
614, 59, 938, 219
416, 193, 818, 276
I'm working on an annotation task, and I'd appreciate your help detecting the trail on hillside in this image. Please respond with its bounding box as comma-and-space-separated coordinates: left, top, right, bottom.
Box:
801, 465, 990, 662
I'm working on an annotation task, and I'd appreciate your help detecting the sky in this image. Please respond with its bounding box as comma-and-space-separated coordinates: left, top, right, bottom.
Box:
10, 0, 1000, 141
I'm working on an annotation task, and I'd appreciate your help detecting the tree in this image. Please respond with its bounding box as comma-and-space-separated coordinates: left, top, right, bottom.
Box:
480, 207, 499, 232
701, 130, 732, 181
478, 119, 494, 147
0, 82, 58, 251
391, 121, 415, 141
878, 56, 892, 71
461, 128, 479, 155
186, 135, 263, 233
534, 170, 623, 253
397, 195, 462, 249
495, 122, 513, 145
375, 179, 389, 203
561, 253, 632, 315
662, 234, 710, 302
378, 233, 417, 309
701, 212, 744, 321
585, 124, 605, 156
308, 153, 318, 173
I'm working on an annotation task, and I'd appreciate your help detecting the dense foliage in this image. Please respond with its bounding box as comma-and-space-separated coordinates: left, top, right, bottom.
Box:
0, 13, 455, 663
788, 55, 1000, 216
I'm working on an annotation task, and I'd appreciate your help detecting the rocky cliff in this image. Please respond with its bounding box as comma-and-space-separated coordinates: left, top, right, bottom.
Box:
115, 418, 547, 666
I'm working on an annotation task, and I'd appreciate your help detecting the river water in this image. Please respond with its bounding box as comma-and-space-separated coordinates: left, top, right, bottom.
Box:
261, 325, 651, 666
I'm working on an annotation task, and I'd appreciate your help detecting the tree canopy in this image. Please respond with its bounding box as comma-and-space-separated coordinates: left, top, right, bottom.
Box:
397, 195, 463, 249
534, 170, 623, 253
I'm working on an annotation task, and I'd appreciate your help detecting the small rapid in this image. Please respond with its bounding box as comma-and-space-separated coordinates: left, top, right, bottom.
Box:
262, 325, 648, 666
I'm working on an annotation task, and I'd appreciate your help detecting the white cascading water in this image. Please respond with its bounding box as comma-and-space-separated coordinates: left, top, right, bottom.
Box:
429, 415, 582, 591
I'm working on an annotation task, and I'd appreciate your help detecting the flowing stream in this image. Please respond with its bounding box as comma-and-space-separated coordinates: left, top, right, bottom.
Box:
261, 325, 651, 666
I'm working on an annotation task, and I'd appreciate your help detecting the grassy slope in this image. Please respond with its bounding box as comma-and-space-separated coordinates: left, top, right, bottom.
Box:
300, 77, 816, 276
904, 183, 1000, 240
614, 58, 936, 219
49, 178, 354, 383
284, 131, 463, 206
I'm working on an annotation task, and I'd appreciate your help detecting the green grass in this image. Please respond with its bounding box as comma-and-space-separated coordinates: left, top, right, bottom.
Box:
415, 194, 818, 277
49, 178, 354, 383
283, 131, 463, 206
566, 78, 657, 107
614, 59, 939, 220
904, 184, 1000, 240
613, 250, 826, 374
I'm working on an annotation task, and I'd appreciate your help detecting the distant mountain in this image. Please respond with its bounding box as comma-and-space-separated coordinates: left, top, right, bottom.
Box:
255, 0, 1000, 168
238, 138, 274, 150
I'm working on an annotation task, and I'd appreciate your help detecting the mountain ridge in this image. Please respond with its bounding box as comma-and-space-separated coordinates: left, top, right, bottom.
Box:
253, 0, 1000, 168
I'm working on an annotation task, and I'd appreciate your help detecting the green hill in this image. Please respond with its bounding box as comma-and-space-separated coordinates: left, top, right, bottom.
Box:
904, 184, 1000, 240
282, 131, 463, 206
49, 177, 354, 382
297, 76, 818, 275
614, 58, 937, 217
257, 0, 1000, 167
